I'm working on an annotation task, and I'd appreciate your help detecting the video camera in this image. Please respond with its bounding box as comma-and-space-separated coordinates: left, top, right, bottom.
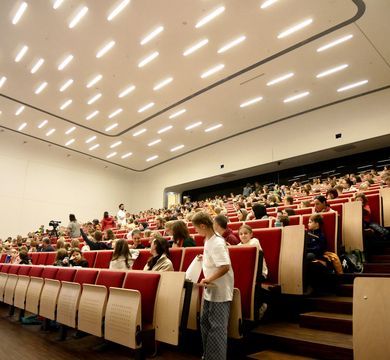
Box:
49, 220, 61, 229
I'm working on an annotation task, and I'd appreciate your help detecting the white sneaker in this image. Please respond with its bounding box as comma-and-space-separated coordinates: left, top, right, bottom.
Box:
258, 303, 268, 320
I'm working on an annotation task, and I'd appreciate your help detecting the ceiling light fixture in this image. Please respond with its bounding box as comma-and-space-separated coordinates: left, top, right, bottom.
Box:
38, 120, 48, 128
205, 124, 222, 132
89, 143, 100, 150
12, 2, 28, 25
217, 35, 246, 53
240, 96, 263, 108
283, 91, 310, 103
58, 54, 74, 70
277, 18, 313, 39
169, 109, 186, 119
59, 79, 74, 92
118, 84, 135, 98
15, 45, 28, 62
121, 152, 132, 159
133, 128, 146, 137
0, 76, 6, 88
60, 99, 72, 110
106, 152, 117, 159
158, 125, 173, 134
65, 138, 75, 146
337, 79, 368, 92
105, 123, 118, 132
65, 126, 76, 135
267, 72, 294, 86
108, 108, 123, 118
15, 105, 25, 116
86, 110, 99, 120
87, 93, 102, 105
46, 128, 56, 136
18, 122, 27, 131
146, 155, 158, 162
86, 74, 103, 88
31, 58, 45, 74
53, 0, 64, 10
86, 135, 97, 143
69, 6, 88, 28
138, 51, 159, 67
107, 0, 130, 21
260, 0, 278, 9
183, 39, 208, 56
171, 144, 184, 152
317, 34, 353, 52
201, 64, 225, 78
195, 6, 225, 28
316, 64, 348, 78
185, 121, 202, 130
35, 82, 48, 94
96, 40, 115, 58
153, 77, 173, 91
138, 102, 154, 113
110, 141, 122, 148
148, 139, 161, 147
140, 26, 164, 45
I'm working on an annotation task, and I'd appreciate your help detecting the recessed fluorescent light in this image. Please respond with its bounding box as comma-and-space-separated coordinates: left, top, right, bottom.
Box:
65, 126, 76, 135
140, 26, 164, 45
153, 77, 173, 91
60, 99, 72, 110
148, 139, 161, 147
107, 0, 130, 21
38, 120, 48, 128
118, 84, 135, 98
158, 125, 173, 134
110, 141, 122, 148
15, 45, 28, 62
105, 123, 118, 132
121, 152, 132, 159
138, 51, 159, 68
87, 93, 102, 105
267, 72, 294, 86
316, 64, 348, 78
240, 96, 263, 108
58, 55, 74, 70
217, 35, 246, 54
53, 0, 64, 10
169, 109, 186, 119
317, 34, 353, 52
195, 6, 225, 28
185, 121, 202, 130
0, 76, 6, 88
31, 58, 45, 74
138, 102, 154, 113
69, 6, 88, 28
171, 144, 184, 152
283, 91, 310, 103
260, 0, 278, 9
46, 128, 56, 136
96, 40, 115, 58
86, 110, 99, 120
86, 74, 103, 88
201, 64, 225, 79
65, 138, 75, 146
337, 79, 368, 92
146, 155, 158, 162
35, 82, 48, 94
108, 108, 123, 118
106, 152, 117, 159
18, 122, 27, 131
183, 39, 209, 56
205, 124, 222, 132
277, 18, 313, 39
89, 144, 100, 151
86, 135, 97, 143
59, 79, 73, 92
133, 128, 146, 137
12, 2, 28, 25
15, 105, 25, 116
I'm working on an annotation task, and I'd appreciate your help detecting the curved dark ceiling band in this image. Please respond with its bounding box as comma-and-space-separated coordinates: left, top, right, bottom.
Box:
0, 0, 368, 171
2, 85, 389, 172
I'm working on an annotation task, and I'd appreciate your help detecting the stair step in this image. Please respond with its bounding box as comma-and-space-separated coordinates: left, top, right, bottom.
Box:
252, 322, 353, 360
340, 272, 390, 284
247, 350, 315, 359
369, 255, 390, 263
336, 284, 353, 297
299, 311, 352, 334
363, 263, 390, 273
304, 295, 352, 314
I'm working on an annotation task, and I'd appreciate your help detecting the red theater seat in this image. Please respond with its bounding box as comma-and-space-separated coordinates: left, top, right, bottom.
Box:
180, 247, 204, 272
95, 270, 125, 289
56, 268, 77, 282
37, 252, 48, 265
8, 265, 21, 274
132, 250, 151, 270
30, 253, 40, 265
41, 267, 59, 279
18, 265, 32, 276
94, 250, 113, 269
0, 254, 7, 263
194, 235, 205, 246
228, 222, 244, 231
366, 193, 381, 224
45, 252, 56, 265
82, 251, 97, 268
245, 219, 270, 229
169, 248, 183, 271
73, 268, 99, 285
1, 264, 12, 273
327, 198, 350, 205
29, 266, 44, 278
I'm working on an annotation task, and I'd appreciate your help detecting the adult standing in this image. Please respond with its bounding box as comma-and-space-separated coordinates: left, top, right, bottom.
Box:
67, 214, 81, 238
117, 203, 127, 228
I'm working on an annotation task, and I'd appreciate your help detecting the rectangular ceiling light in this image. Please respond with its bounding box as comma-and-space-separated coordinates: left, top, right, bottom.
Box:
58, 54, 74, 70
65, 126, 76, 134
317, 34, 353, 52
65, 138, 75, 146
118, 84, 135, 98
0, 76, 6, 88
260, 0, 278, 9
205, 124, 222, 132
158, 125, 173, 134
86, 110, 99, 120
110, 141, 122, 148
148, 139, 161, 147
185, 121, 202, 130
105, 123, 118, 132
60, 99, 72, 110
171, 144, 184, 152
69, 6, 88, 28
201, 64, 224, 78
15, 105, 25, 115
169, 109, 186, 119
240, 96, 263, 108
183, 39, 208, 56
89, 143, 100, 150
217, 35, 246, 54
277, 19, 313, 39
283, 91, 310, 103
138, 102, 154, 113
106, 152, 117, 159
337, 79, 368, 92
12, 2, 28, 25
267, 72, 294, 86
60, 79, 74, 92
138, 51, 159, 68
140, 26, 164, 45
133, 128, 146, 137
107, 0, 130, 21
86, 135, 97, 143
87, 93, 102, 105
35, 82, 48, 94
121, 152, 132, 159
153, 77, 173, 91
38, 119, 48, 128
18, 122, 27, 131
146, 155, 158, 162
195, 6, 225, 28
46, 128, 56, 136
15, 45, 28, 62
108, 108, 123, 118
96, 41, 115, 58
31, 58, 45, 74
53, 0, 64, 10
316, 64, 348, 78
86, 74, 103, 88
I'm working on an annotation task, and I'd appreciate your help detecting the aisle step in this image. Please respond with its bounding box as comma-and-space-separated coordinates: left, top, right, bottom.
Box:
299, 311, 352, 334
304, 295, 352, 314
247, 350, 315, 359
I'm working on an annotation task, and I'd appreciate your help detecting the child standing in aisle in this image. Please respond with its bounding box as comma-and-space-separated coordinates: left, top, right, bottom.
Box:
192, 212, 234, 360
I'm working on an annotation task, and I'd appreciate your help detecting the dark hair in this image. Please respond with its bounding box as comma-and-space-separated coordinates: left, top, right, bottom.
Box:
285, 196, 294, 205
355, 192, 368, 205
192, 212, 214, 229
284, 208, 296, 216
214, 214, 228, 230
252, 204, 267, 219
106, 229, 115, 240
146, 236, 170, 270
94, 231, 102, 242
104, 211, 109, 218
314, 195, 327, 205
54, 248, 68, 262
69, 214, 76, 222
112, 239, 132, 268
70, 248, 87, 265
119, 203, 124, 209
310, 214, 324, 226
42, 237, 51, 245
326, 188, 339, 199
279, 215, 290, 226
172, 221, 190, 244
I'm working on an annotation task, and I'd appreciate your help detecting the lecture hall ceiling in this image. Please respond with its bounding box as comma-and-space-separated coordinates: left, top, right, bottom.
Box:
0, 0, 389, 171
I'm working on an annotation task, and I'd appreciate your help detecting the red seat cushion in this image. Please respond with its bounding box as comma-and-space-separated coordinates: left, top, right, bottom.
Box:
132, 249, 151, 270
193, 235, 205, 246
366, 194, 381, 224
180, 247, 204, 272
18, 265, 32, 276
56, 268, 77, 282
93, 250, 113, 269
37, 252, 48, 265
0, 254, 7, 263
30, 253, 40, 265
41, 267, 59, 279
95, 270, 125, 288
8, 265, 21, 274
245, 219, 270, 229
74, 269, 99, 285
1, 264, 12, 273
45, 252, 56, 265
169, 248, 183, 271
82, 251, 97, 268
29, 266, 44, 277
